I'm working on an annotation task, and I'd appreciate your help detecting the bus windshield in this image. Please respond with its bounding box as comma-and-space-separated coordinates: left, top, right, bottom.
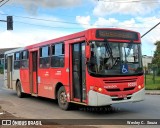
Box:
88, 41, 143, 76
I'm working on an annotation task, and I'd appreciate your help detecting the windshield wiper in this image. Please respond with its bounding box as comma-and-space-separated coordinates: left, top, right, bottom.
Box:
104, 39, 113, 64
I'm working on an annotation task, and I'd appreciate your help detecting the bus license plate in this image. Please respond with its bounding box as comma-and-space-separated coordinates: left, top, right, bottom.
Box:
118, 95, 127, 98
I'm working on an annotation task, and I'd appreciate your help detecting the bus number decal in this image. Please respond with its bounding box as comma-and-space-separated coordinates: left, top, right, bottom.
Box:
128, 82, 137, 87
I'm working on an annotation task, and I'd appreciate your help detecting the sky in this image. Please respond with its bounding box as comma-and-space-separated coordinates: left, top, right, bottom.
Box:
0, 0, 160, 56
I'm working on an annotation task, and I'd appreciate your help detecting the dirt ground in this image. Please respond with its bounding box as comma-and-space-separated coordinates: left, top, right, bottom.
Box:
0, 105, 96, 128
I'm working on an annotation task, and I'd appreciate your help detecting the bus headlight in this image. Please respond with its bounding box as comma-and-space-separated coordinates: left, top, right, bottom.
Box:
138, 84, 144, 90
138, 85, 142, 89
93, 86, 103, 92
98, 87, 103, 92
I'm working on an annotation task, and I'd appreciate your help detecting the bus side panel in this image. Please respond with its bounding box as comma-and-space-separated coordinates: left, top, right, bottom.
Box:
38, 68, 53, 99
4, 70, 7, 88
12, 69, 20, 91
38, 43, 70, 100
50, 68, 69, 98
20, 69, 30, 93
38, 67, 68, 99
49, 43, 70, 100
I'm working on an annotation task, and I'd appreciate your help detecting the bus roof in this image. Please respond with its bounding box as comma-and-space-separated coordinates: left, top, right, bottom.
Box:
4, 28, 140, 53
4, 47, 24, 55
26, 28, 140, 49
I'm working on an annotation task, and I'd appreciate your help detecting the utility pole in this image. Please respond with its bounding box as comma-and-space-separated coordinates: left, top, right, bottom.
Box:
141, 22, 160, 38
0, 16, 13, 30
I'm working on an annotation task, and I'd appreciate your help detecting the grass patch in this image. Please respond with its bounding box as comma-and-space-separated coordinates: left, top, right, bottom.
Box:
0, 68, 4, 74
145, 74, 160, 90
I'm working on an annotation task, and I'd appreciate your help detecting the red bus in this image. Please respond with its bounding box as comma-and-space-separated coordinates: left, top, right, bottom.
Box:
4, 28, 145, 110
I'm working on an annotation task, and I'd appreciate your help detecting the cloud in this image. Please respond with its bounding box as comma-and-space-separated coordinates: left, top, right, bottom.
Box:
76, 15, 160, 55
0, 30, 69, 48
93, 0, 159, 16
11, 0, 82, 15
76, 16, 91, 29
94, 17, 119, 27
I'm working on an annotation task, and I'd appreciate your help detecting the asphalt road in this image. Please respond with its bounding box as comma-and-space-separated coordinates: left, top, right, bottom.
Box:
0, 74, 160, 126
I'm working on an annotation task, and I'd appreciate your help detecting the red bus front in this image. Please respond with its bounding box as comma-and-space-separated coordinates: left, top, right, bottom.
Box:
85, 29, 145, 106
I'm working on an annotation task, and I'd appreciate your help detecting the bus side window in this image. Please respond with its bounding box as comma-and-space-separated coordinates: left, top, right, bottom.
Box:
39, 46, 50, 68
20, 50, 29, 68
14, 52, 20, 69
51, 43, 64, 68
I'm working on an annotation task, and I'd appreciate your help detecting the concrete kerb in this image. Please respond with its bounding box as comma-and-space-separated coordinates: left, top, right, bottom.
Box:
145, 90, 160, 95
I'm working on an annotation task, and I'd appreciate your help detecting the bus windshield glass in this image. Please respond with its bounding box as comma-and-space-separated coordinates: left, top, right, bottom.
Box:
88, 41, 143, 76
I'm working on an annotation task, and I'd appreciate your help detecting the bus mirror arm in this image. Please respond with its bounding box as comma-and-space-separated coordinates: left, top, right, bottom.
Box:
86, 45, 91, 59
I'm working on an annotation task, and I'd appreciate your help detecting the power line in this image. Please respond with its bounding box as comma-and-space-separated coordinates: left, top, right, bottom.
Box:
96, 0, 160, 3
1, 13, 160, 30
2, 12, 157, 25
1, 13, 160, 31
1, 17, 160, 32
0, 13, 90, 26
0, 0, 10, 7
14, 20, 160, 30
0, 13, 120, 27
0, 12, 160, 28
141, 21, 160, 38
1, 13, 160, 32
15, 20, 83, 30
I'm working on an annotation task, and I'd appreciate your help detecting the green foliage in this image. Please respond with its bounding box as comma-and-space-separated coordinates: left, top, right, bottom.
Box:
157, 69, 160, 76
145, 75, 160, 90
0, 65, 4, 74
152, 41, 160, 68
0, 68, 3, 74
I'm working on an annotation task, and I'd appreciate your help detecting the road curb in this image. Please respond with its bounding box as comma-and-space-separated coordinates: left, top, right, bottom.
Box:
145, 89, 160, 95
145, 93, 160, 95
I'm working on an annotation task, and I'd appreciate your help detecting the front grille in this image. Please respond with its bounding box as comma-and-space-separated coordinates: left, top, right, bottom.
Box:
106, 87, 135, 92
104, 78, 137, 92
103, 78, 137, 84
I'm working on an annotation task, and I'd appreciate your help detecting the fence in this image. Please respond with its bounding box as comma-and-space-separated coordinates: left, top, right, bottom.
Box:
0, 64, 4, 74
145, 68, 160, 90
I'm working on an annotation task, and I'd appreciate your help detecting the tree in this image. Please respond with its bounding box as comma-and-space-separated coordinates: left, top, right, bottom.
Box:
152, 41, 160, 75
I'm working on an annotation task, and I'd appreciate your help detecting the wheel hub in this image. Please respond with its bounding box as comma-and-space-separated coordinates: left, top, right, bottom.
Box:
60, 92, 67, 104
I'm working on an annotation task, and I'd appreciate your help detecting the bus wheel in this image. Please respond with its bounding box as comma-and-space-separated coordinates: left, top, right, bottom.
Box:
16, 81, 24, 98
57, 86, 70, 110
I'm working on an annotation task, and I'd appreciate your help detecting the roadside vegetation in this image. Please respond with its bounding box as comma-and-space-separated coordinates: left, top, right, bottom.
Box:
145, 41, 160, 90
145, 74, 160, 90
0, 68, 3, 74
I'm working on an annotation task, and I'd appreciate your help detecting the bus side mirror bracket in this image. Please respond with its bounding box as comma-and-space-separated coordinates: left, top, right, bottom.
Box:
86, 45, 91, 59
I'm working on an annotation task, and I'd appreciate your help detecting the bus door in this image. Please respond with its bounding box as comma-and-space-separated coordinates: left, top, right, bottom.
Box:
71, 42, 86, 102
29, 51, 38, 94
7, 56, 13, 89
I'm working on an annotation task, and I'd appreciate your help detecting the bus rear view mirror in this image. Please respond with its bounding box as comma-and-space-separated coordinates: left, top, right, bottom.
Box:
86, 45, 91, 59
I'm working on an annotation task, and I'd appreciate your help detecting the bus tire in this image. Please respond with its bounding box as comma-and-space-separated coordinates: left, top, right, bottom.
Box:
57, 86, 70, 110
16, 81, 24, 98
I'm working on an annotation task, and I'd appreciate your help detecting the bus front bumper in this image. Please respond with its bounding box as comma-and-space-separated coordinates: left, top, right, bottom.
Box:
88, 88, 145, 106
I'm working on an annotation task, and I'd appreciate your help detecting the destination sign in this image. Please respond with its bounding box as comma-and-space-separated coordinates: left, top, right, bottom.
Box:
96, 30, 139, 40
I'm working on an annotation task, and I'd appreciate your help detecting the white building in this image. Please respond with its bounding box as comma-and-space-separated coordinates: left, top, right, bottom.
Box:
142, 55, 153, 67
